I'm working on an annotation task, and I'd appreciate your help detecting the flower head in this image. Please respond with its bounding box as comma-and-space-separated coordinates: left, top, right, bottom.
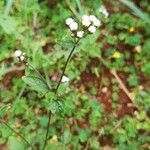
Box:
62, 76, 69, 83
65, 18, 74, 25
66, 17, 78, 31
69, 22, 78, 31
99, 6, 109, 18
129, 27, 135, 33
15, 50, 22, 57
93, 19, 101, 27
88, 26, 96, 33
14, 50, 25, 61
112, 51, 121, 59
77, 31, 84, 38
82, 19, 91, 27
89, 15, 97, 22
82, 15, 89, 20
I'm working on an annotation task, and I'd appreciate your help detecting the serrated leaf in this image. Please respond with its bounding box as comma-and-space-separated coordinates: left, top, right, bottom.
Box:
22, 76, 49, 93
49, 101, 63, 114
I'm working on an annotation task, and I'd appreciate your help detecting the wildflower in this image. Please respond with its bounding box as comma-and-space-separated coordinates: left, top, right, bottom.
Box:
112, 51, 121, 59
93, 19, 101, 27
66, 17, 78, 31
62, 76, 69, 83
14, 50, 25, 61
82, 18, 91, 27
77, 31, 84, 38
88, 26, 96, 33
69, 22, 78, 31
99, 6, 109, 18
89, 15, 97, 22
15, 50, 22, 57
129, 27, 135, 33
82, 15, 89, 20
65, 18, 74, 25
66, 14, 101, 36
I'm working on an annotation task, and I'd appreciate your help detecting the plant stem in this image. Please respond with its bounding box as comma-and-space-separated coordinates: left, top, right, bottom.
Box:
55, 39, 79, 93
42, 39, 80, 150
0, 119, 34, 149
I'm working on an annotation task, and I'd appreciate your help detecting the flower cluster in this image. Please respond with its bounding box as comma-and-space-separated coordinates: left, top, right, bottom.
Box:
82, 15, 101, 33
65, 14, 101, 38
99, 6, 109, 18
14, 50, 25, 61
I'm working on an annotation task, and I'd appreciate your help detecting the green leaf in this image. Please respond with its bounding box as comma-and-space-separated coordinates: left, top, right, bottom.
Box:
142, 62, 150, 75
62, 129, 71, 144
49, 101, 63, 114
8, 136, 25, 150
45, 142, 64, 150
0, 16, 17, 34
127, 74, 138, 87
22, 76, 49, 93
125, 34, 141, 46
58, 83, 69, 95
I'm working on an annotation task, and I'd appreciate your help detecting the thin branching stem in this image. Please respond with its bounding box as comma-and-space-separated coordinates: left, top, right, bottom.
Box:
0, 119, 34, 149
42, 39, 80, 150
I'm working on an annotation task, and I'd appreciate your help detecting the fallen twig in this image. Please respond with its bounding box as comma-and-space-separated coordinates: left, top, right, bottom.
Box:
110, 69, 140, 109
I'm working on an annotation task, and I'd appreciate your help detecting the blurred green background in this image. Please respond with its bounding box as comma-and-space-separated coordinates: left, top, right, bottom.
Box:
0, 0, 150, 150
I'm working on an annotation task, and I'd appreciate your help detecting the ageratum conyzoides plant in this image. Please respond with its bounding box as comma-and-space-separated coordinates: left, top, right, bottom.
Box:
11, 14, 102, 150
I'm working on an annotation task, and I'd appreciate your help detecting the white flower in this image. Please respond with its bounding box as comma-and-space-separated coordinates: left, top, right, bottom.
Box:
82, 15, 89, 20
14, 50, 25, 61
62, 76, 69, 83
77, 31, 84, 38
88, 26, 96, 33
82, 19, 91, 27
15, 50, 22, 57
89, 15, 101, 27
65, 18, 74, 25
20, 55, 25, 61
93, 19, 101, 27
69, 22, 78, 31
99, 6, 109, 18
103, 11, 109, 18
89, 15, 97, 22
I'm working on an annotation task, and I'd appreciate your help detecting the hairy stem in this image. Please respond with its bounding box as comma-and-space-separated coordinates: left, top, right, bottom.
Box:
0, 119, 34, 149
42, 39, 80, 150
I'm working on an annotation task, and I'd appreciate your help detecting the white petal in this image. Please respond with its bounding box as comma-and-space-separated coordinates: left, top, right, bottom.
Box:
15, 50, 22, 57
82, 15, 90, 20
65, 18, 74, 25
69, 22, 78, 31
20, 55, 25, 61
82, 19, 91, 27
99, 6, 109, 18
93, 19, 101, 27
89, 15, 97, 22
77, 31, 84, 38
88, 26, 96, 33
62, 76, 69, 82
